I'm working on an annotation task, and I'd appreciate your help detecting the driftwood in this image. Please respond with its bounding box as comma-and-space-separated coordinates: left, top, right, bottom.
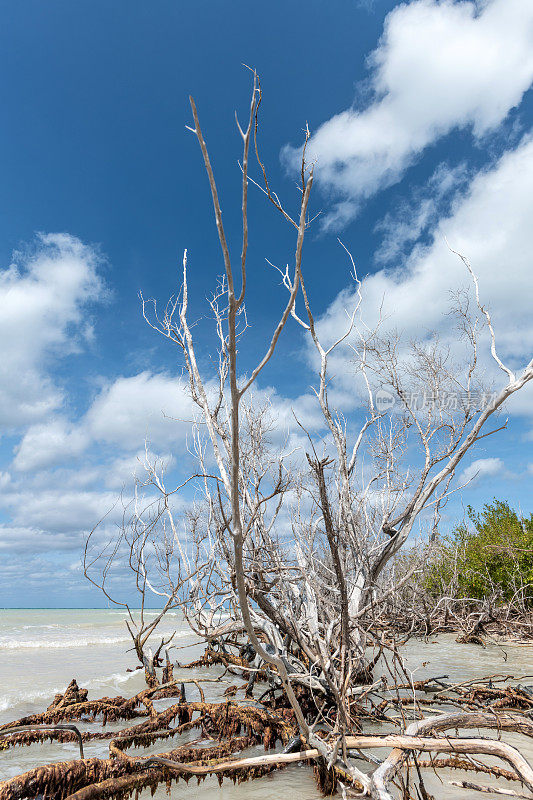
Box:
0, 668, 301, 800
369, 711, 533, 800
449, 779, 531, 798
2, 652, 533, 800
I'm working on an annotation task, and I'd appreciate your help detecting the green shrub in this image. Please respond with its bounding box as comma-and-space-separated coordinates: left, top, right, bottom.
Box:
425, 500, 533, 606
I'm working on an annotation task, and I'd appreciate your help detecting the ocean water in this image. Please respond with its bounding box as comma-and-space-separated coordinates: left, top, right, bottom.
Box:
0, 609, 532, 799
0, 609, 197, 721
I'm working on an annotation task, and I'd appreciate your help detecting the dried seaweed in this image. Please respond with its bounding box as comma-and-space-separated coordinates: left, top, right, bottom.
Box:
2, 650, 533, 800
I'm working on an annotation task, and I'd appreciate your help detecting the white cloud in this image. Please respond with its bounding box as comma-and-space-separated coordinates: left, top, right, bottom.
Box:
84, 370, 326, 464
0, 233, 105, 427
0, 526, 83, 553
374, 162, 470, 263
104, 450, 175, 489
2, 488, 121, 532
11, 369, 193, 474
86, 371, 195, 450
314, 134, 533, 392
13, 418, 90, 472
459, 457, 503, 484
246, 386, 324, 434
284, 0, 533, 227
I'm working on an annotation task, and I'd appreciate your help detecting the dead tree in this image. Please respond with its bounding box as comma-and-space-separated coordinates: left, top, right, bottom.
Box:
89, 73, 533, 784
83, 450, 201, 682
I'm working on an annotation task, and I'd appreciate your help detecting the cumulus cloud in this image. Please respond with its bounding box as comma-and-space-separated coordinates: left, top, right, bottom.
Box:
11, 370, 195, 475
374, 162, 470, 263
0, 233, 105, 427
13, 418, 90, 472
84, 372, 325, 454
0, 488, 121, 533
0, 526, 83, 553
459, 457, 503, 484
104, 450, 175, 490
86, 372, 197, 450
314, 134, 533, 392
283, 0, 533, 227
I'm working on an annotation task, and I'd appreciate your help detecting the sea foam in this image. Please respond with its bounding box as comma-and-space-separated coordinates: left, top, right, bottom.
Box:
0, 635, 132, 650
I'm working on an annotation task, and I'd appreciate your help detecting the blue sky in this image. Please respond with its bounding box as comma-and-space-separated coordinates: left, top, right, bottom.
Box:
0, 0, 532, 607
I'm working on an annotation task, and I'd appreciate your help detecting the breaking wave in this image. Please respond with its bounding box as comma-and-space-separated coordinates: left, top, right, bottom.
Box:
0, 627, 191, 651
0, 635, 132, 650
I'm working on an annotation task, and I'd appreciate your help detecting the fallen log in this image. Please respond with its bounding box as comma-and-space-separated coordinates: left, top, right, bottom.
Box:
2, 670, 533, 800
127, 732, 533, 790
369, 711, 533, 800
449, 779, 531, 798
